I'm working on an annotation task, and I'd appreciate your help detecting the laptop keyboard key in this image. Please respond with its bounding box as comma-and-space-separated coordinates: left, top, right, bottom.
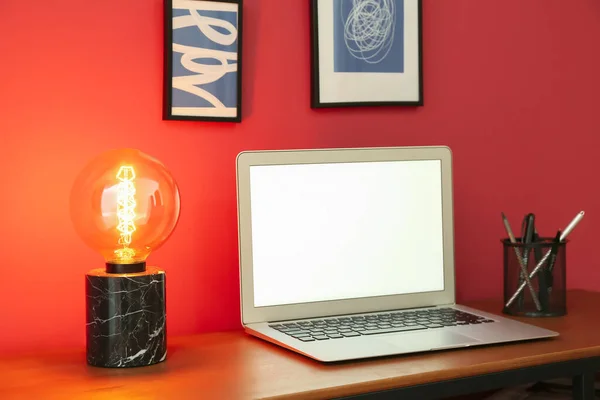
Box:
298, 337, 315, 342
282, 328, 303, 334
342, 332, 361, 337
361, 325, 427, 335
290, 332, 311, 337
313, 335, 329, 340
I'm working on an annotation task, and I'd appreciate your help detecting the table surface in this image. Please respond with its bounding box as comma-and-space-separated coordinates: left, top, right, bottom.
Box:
1, 289, 600, 400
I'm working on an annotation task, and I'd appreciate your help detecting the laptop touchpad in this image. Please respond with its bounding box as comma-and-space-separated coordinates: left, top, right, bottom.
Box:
376, 330, 479, 352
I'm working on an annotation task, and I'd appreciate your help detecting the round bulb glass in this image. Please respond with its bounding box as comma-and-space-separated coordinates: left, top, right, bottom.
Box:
70, 148, 180, 266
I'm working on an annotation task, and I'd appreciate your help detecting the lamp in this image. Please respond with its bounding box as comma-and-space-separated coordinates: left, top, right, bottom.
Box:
70, 148, 180, 368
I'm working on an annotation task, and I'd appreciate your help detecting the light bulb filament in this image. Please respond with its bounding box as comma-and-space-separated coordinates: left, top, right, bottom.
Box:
115, 166, 137, 262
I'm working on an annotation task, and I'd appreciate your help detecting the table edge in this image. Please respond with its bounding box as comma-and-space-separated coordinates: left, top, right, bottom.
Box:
258, 347, 600, 400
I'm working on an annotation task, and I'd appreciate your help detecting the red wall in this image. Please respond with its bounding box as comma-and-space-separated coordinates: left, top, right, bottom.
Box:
1, 0, 599, 353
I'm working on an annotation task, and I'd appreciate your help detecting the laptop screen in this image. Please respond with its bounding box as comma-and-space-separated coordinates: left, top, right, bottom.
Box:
248, 159, 445, 308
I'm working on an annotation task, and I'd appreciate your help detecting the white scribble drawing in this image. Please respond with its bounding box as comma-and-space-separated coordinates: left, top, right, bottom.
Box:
342, 0, 395, 64
171, 0, 238, 117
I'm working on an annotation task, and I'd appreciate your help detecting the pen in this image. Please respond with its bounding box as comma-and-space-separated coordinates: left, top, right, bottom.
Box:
501, 212, 541, 310
560, 211, 584, 240
546, 229, 562, 293
504, 211, 585, 309
501, 212, 518, 244
517, 213, 536, 309
533, 229, 549, 312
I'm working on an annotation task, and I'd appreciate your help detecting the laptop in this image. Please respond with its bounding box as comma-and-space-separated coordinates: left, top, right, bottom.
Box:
235, 146, 558, 362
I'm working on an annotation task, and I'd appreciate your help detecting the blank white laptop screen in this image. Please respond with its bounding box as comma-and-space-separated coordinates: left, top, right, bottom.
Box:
249, 159, 445, 308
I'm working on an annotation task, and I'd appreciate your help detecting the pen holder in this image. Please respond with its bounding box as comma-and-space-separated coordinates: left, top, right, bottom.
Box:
502, 238, 567, 317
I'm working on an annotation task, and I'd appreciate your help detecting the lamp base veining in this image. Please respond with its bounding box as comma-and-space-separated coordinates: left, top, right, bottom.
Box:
85, 267, 166, 368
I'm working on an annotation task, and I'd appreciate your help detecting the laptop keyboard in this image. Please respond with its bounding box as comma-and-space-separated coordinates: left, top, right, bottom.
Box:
268, 308, 494, 342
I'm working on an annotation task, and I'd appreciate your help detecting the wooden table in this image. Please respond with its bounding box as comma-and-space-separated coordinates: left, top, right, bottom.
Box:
2, 290, 600, 400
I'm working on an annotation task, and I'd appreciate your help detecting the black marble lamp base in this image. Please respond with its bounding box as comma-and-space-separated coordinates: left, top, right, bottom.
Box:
85, 267, 166, 368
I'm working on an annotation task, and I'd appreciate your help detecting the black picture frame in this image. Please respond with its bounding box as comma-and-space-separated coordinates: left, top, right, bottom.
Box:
310, 0, 423, 108
163, 0, 243, 122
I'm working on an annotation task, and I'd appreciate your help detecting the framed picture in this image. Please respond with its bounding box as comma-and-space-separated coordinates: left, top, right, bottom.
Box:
164, 0, 243, 122
310, 0, 422, 108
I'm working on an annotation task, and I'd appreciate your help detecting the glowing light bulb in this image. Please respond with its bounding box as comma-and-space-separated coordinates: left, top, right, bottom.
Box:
115, 165, 137, 262
70, 149, 180, 272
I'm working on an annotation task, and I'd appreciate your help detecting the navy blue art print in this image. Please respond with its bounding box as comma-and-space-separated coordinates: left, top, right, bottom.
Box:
169, 0, 240, 120
333, 0, 404, 73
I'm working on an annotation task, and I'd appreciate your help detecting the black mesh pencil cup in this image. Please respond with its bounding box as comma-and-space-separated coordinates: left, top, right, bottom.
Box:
502, 237, 567, 317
